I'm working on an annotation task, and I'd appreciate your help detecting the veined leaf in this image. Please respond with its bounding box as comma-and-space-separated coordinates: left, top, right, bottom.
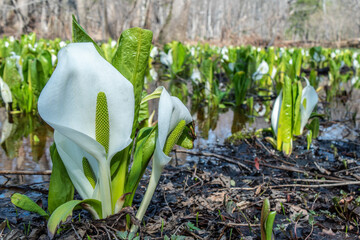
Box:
265, 211, 276, 240
260, 198, 270, 240
277, 76, 293, 156
48, 143, 74, 214
11, 193, 49, 219
71, 15, 104, 58
124, 126, 157, 208
47, 199, 102, 239
293, 81, 303, 136
177, 124, 195, 149
171, 42, 186, 74
140, 87, 163, 104
112, 27, 153, 139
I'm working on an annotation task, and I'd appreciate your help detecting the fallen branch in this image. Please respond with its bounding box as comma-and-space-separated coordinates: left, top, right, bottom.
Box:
0, 170, 52, 175
268, 181, 360, 189
173, 149, 252, 173
175, 149, 352, 182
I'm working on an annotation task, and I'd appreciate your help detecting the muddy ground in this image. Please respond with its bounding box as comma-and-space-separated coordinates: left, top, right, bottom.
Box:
1, 131, 360, 239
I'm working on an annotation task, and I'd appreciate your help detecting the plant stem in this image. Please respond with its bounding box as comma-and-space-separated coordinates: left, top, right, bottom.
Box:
98, 162, 113, 218
130, 170, 161, 233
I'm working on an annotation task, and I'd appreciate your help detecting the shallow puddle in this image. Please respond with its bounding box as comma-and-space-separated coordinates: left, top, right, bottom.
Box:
0, 90, 359, 186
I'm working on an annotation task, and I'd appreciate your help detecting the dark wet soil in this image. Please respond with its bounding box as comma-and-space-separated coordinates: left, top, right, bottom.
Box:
1, 132, 360, 239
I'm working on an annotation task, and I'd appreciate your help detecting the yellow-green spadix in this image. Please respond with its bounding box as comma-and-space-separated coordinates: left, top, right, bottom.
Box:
38, 43, 134, 218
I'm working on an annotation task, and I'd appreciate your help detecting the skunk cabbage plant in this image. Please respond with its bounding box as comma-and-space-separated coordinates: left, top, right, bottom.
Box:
11, 18, 195, 239
38, 42, 134, 218
252, 60, 269, 81
271, 77, 318, 156
131, 87, 192, 232
0, 76, 13, 110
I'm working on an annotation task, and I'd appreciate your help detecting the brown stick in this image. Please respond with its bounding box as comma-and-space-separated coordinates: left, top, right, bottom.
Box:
174, 149, 252, 173
0, 170, 52, 175
267, 181, 360, 189
175, 149, 351, 182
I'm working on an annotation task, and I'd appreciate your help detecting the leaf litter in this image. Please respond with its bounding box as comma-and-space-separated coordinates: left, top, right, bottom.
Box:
1, 134, 360, 239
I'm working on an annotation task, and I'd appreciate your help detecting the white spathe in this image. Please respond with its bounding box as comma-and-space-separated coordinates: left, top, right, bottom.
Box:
150, 46, 158, 58
153, 87, 192, 173
191, 68, 201, 82
271, 78, 318, 136
299, 78, 318, 134
38, 43, 135, 217
160, 50, 173, 67
252, 60, 269, 81
0, 76, 13, 104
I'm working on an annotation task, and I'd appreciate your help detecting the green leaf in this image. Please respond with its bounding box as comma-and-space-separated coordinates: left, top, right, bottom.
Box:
200, 58, 213, 88
307, 117, 319, 138
3, 57, 22, 89
177, 125, 195, 149
112, 27, 153, 139
260, 198, 270, 240
47, 199, 102, 239
138, 97, 150, 124
307, 130, 313, 150
171, 42, 186, 74
125, 126, 157, 207
29, 59, 46, 98
48, 143, 74, 214
140, 87, 163, 104
38, 50, 53, 76
11, 193, 49, 219
265, 211, 276, 240
277, 76, 293, 156
71, 15, 104, 58
293, 81, 303, 135
265, 137, 277, 149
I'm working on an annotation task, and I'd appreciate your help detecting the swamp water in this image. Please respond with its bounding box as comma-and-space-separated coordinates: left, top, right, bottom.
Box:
0, 90, 358, 187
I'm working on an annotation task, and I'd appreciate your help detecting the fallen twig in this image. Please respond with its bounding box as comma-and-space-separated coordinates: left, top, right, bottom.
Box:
174, 149, 252, 173
175, 149, 351, 182
0, 170, 52, 175
268, 181, 360, 189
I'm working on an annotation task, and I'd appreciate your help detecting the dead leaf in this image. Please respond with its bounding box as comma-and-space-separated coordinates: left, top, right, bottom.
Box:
320, 228, 335, 236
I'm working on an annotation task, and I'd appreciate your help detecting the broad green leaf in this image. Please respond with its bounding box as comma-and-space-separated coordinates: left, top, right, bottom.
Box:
38, 50, 53, 76
140, 87, 163, 104
307, 130, 313, 150
307, 117, 319, 138
260, 198, 270, 240
112, 27, 153, 139
293, 81, 303, 135
277, 76, 293, 156
124, 126, 157, 207
138, 98, 150, 124
294, 49, 302, 77
265, 211, 276, 240
29, 59, 46, 97
171, 42, 186, 74
200, 58, 213, 86
47, 199, 102, 239
11, 193, 49, 219
71, 15, 104, 58
3, 58, 22, 89
177, 125, 195, 149
48, 143, 74, 214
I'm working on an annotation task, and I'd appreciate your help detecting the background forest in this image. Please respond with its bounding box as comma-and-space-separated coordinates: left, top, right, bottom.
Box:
1, 0, 360, 45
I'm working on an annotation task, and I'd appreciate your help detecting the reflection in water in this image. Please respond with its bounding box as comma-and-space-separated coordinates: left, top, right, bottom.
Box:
0, 109, 52, 186
0, 87, 359, 186
231, 106, 249, 133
